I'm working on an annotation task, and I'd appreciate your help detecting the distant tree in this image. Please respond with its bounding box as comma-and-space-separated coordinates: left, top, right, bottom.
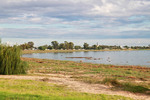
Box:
117, 46, 121, 49
20, 43, 29, 50
74, 46, 82, 50
91, 45, 97, 50
123, 45, 129, 49
59, 43, 65, 50
51, 41, 59, 50
69, 42, 74, 49
131, 46, 136, 49
97, 46, 102, 50
83, 43, 89, 49
28, 41, 34, 48
19, 41, 34, 50
47, 45, 53, 50
38, 45, 47, 50
64, 41, 69, 50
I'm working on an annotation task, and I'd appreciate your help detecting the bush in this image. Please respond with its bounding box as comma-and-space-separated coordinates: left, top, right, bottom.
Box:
0, 45, 28, 75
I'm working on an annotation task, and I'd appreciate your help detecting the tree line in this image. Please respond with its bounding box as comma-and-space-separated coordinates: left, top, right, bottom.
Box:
19, 41, 150, 50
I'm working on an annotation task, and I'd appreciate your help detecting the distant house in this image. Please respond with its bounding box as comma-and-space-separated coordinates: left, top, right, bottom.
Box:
120, 46, 125, 49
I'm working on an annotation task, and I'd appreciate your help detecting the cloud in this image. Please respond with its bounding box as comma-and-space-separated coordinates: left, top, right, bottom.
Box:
0, 0, 150, 39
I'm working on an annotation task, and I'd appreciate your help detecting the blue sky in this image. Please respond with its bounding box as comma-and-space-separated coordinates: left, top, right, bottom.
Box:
0, 0, 150, 46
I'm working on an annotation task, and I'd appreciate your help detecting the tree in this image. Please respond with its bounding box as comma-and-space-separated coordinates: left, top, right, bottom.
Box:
19, 41, 34, 50
91, 45, 97, 50
38, 45, 47, 50
74, 46, 82, 50
20, 43, 29, 50
28, 41, 34, 48
64, 41, 69, 50
123, 45, 129, 49
97, 46, 102, 50
51, 41, 59, 50
69, 42, 74, 49
59, 43, 65, 50
83, 43, 89, 49
47, 45, 53, 50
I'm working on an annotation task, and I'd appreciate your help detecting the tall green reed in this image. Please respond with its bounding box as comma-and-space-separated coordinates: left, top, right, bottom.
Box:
0, 44, 28, 75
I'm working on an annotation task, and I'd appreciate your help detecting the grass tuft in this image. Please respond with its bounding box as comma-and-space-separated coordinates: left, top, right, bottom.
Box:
101, 78, 120, 86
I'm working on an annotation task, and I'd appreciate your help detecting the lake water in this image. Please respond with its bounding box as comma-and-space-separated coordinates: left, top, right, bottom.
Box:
22, 50, 150, 67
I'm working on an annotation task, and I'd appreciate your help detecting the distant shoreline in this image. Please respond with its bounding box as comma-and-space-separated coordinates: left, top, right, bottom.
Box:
22, 49, 150, 54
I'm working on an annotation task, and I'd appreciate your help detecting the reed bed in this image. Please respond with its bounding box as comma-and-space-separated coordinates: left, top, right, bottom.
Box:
0, 44, 28, 75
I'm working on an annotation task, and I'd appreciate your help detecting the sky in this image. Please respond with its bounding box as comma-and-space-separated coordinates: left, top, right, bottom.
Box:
0, 0, 150, 46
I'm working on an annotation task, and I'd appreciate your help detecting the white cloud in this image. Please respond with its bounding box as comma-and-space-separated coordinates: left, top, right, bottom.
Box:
90, 0, 150, 16
0, 0, 150, 39
1, 0, 150, 18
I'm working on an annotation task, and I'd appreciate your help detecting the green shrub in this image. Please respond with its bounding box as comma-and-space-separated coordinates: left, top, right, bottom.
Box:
0, 44, 28, 75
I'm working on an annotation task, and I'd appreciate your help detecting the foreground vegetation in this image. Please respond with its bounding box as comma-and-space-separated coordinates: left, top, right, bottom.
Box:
0, 44, 28, 75
0, 78, 133, 100
22, 57, 150, 95
0, 57, 149, 99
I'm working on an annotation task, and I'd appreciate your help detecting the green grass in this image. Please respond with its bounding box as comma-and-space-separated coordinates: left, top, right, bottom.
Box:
0, 78, 133, 100
0, 92, 51, 100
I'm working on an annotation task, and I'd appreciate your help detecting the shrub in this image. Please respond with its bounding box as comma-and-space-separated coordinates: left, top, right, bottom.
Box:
0, 44, 28, 75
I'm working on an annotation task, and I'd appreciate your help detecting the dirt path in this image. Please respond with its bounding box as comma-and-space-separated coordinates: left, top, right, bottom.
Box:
0, 74, 149, 100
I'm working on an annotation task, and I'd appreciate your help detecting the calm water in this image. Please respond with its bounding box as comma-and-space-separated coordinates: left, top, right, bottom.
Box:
22, 50, 150, 67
